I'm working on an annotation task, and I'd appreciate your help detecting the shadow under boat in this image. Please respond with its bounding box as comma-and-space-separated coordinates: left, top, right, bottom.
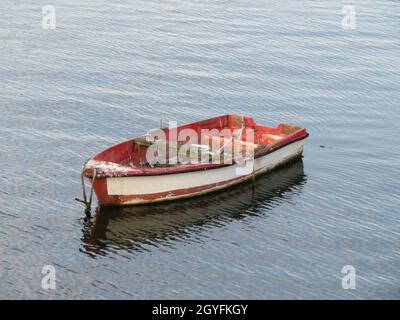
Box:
81, 159, 307, 257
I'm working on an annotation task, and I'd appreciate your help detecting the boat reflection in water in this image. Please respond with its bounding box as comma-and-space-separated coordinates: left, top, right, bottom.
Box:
81, 160, 307, 256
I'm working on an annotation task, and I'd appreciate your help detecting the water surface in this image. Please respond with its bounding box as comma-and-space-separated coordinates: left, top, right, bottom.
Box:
0, 0, 399, 299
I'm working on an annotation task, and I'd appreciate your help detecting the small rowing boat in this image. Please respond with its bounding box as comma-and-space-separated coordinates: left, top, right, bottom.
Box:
77, 114, 308, 212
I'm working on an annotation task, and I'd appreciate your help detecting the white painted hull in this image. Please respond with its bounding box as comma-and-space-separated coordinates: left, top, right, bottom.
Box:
103, 139, 305, 205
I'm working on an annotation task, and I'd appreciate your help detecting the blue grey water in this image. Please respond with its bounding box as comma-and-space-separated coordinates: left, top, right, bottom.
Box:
0, 0, 399, 299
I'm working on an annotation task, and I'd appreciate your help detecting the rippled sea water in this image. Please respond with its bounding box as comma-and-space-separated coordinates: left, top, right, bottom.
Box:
1, 0, 399, 299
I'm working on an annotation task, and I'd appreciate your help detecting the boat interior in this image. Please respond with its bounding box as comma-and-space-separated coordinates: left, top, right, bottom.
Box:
87, 114, 304, 172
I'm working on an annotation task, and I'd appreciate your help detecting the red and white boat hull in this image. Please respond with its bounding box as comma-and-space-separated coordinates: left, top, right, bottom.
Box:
90, 138, 306, 206
80, 114, 309, 208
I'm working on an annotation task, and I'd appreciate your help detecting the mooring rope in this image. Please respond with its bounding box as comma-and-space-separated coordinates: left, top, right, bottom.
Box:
75, 165, 96, 215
